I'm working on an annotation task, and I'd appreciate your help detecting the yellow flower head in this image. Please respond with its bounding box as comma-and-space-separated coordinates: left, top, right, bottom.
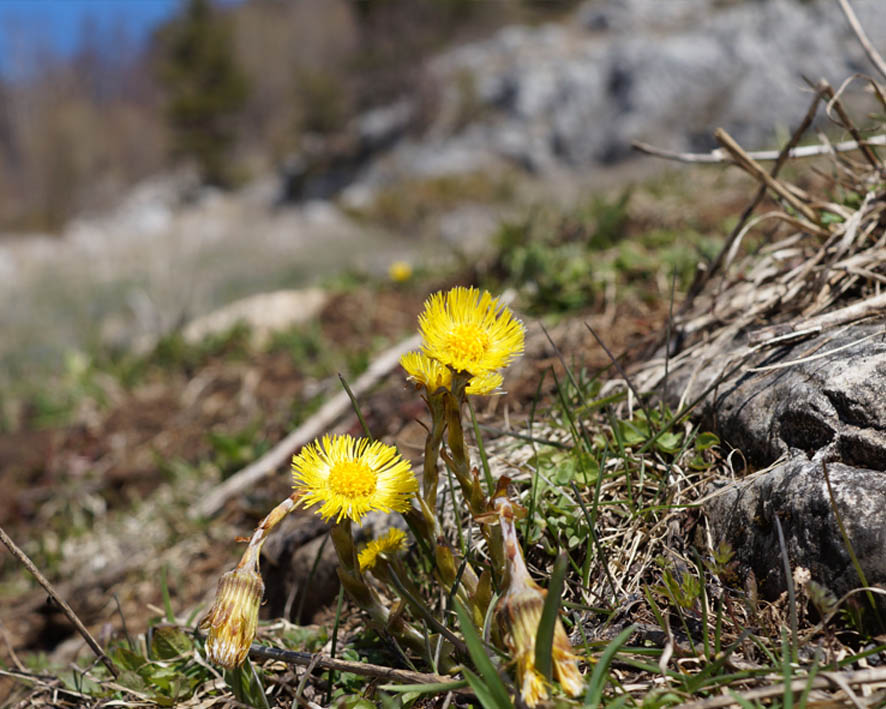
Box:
292, 434, 418, 524
418, 287, 524, 377
200, 567, 264, 670
401, 351, 504, 396
466, 370, 504, 396
401, 351, 452, 393
358, 527, 408, 571
388, 260, 413, 283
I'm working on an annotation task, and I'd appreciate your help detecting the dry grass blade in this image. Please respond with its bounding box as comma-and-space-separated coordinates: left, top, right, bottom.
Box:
837, 0, 886, 82
673, 666, 886, 708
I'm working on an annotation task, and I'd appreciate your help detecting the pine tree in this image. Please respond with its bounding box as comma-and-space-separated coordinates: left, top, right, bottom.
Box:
156, 0, 247, 186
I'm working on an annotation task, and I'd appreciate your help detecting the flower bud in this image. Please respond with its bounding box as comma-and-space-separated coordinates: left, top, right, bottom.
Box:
494, 496, 583, 705
200, 567, 264, 669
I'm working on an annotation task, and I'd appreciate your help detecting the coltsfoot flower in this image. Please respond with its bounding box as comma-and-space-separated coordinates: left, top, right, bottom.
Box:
358, 527, 408, 571
388, 260, 413, 283
200, 567, 264, 670
401, 350, 504, 395
292, 434, 418, 524
417, 287, 524, 377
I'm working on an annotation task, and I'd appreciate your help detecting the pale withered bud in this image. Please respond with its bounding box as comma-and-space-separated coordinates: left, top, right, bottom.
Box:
494, 495, 583, 706
200, 567, 264, 669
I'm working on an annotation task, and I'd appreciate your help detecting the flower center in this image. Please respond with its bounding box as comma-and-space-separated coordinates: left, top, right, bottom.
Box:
447, 323, 491, 364
328, 460, 377, 499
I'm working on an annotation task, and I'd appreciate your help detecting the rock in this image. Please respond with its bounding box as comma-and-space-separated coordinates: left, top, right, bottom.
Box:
347, 0, 885, 191
706, 458, 886, 606
660, 320, 886, 605
260, 510, 410, 623
182, 288, 329, 348
260, 513, 334, 624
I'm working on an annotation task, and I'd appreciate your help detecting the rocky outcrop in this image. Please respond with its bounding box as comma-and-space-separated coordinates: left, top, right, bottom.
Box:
665, 320, 886, 605
340, 0, 885, 195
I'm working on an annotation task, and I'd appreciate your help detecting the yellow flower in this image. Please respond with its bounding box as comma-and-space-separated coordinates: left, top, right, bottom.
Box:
466, 370, 503, 396
358, 527, 408, 571
200, 567, 264, 670
388, 260, 413, 283
418, 287, 524, 377
401, 351, 452, 393
401, 351, 504, 395
292, 434, 418, 524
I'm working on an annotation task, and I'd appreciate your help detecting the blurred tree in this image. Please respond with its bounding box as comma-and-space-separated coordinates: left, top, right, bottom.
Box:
156, 0, 247, 186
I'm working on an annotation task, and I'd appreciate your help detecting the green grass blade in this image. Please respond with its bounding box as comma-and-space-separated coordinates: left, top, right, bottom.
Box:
338, 373, 372, 440
454, 601, 512, 709
535, 553, 567, 681
463, 667, 509, 709
379, 679, 470, 694
161, 565, 175, 623
583, 624, 636, 706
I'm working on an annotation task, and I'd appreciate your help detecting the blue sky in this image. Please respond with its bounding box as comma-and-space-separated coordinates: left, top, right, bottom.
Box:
0, 0, 189, 76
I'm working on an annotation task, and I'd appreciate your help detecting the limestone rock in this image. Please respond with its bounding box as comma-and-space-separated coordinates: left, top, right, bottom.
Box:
663, 320, 886, 602
182, 288, 328, 348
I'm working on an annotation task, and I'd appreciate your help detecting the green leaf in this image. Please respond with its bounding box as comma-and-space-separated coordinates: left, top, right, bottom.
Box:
820, 211, 844, 225
454, 601, 512, 709
583, 625, 636, 706
535, 553, 568, 681
116, 668, 149, 693
694, 432, 720, 451
111, 646, 148, 673
151, 626, 193, 660
655, 431, 683, 454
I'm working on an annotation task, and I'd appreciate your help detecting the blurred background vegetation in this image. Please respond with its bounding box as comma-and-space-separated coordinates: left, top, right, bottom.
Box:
0, 0, 576, 232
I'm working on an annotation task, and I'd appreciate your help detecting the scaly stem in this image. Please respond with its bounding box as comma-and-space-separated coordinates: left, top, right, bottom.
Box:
422, 391, 448, 511
237, 493, 300, 571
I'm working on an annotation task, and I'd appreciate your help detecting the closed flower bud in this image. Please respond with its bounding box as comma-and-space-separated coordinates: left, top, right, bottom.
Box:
200, 567, 264, 670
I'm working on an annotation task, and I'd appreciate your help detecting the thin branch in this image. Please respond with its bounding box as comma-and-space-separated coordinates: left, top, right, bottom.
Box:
631, 135, 886, 164
715, 128, 820, 224
837, 0, 886, 82
819, 80, 882, 170
248, 645, 471, 693
192, 333, 421, 519
0, 524, 118, 678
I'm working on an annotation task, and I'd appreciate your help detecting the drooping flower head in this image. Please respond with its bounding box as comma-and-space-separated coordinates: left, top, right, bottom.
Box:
292, 434, 418, 524
401, 350, 504, 396
200, 567, 264, 670
358, 527, 408, 571
418, 287, 524, 377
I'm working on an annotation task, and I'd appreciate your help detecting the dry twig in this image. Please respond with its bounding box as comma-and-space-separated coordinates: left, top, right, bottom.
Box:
837, 0, 886, 82
0, 525, 118, 678
249, 645, 472, 694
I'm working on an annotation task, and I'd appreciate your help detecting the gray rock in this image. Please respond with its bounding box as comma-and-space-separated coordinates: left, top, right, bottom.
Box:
351, 0, 884, 190
706, 459, 886, 607
664, 321, 886, 605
